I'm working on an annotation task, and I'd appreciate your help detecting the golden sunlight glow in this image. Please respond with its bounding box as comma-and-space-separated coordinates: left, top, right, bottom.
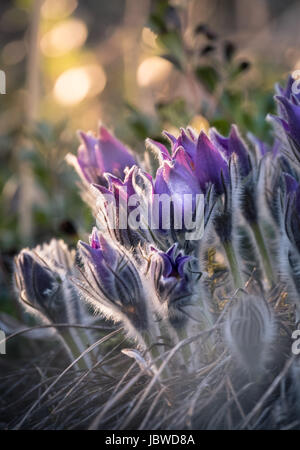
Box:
137, 57, 172, 87
53, 65, 106, 106
54, 68, 90, 105
41, 0, 78, 20
141, 27, 157, 48
164, 126, 179, 138
41, 19, 87, 57
188, 115, 210, 134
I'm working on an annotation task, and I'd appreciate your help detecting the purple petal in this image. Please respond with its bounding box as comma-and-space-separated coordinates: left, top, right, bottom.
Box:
95, 125, 136, 178
284, 173, 299, 194
195, 131, 229, 194
276, 96, 300, 145
159, 252, 174, 278
176, 128, 197, 160
176, 255, 190, 278
228, 126, 251, 176
247, 133, 270, 157
146, 138, 171, 163
90, 227, 101, 249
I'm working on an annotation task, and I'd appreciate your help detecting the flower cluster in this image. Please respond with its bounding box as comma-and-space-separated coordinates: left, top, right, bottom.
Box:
13, 75, 300, 381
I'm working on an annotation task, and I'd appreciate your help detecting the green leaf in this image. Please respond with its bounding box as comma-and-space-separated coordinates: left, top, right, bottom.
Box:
160, 54, 182, 71
195, 65, 219, 93
156, 99, 189, 128
156, 31, 184, 65
210, 119, 230, 135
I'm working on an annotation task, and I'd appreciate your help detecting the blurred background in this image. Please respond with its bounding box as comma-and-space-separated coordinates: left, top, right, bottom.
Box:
0, 0, 299, 317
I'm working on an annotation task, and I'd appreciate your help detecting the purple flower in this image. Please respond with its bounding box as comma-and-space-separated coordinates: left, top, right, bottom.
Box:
282, 173, 300, 253
66, 124, 136, 186
284, 173, 300, 196
269, 76, 300, 161
150, 244, 195, 328
149, 128, 230, 195
210, 125, 251, 177
275, 75, 300, 103
194, 132, 229, 194
247, 133, 279, 159
92, 165, 155, 244
275, 96, 300, 147
76, 229, 149, 331
154, 148, 202, 229
14, 240, 78, 324
157, 244, 191, 279
94, 165, 153, 204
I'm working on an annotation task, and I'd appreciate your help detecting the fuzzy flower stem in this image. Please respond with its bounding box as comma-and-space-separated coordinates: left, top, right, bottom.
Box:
176, 327, 191, 367
141, 330, 172, 381
223, 241, 244, 289
250, 222, 274, 286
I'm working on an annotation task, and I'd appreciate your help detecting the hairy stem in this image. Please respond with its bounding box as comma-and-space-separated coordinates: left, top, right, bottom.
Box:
250, 222, 274, 286
223, 240, 244, 289
176, 327, 191, 368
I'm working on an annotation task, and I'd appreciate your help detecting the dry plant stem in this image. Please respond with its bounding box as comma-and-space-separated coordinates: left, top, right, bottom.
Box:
240, 356, 295, 429
60, 330, 89, 371
195, 299, 215, 361
158, 321, 187, 370
223, 240, 244, 289
117, 332, 214, 429
72, 327, 96, 367
250, 221, 274, 286
13, 328, 124, 430
51, 337, 127, 416
141, 331, 169, 380
155, 320, 173, 377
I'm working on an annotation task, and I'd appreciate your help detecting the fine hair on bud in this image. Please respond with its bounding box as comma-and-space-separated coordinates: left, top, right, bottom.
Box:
13, 240, 86, 326
73, 229, 150, 340
224, 294, 276, 377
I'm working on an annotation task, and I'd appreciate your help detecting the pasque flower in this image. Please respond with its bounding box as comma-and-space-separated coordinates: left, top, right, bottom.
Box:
66, 124, 136, 186
92, 165, 155, 249
10, 72, 300, 427
150, 244, 196, 329
75, 228, 149, 333
154, 148, 202, 232
14, 240, 80, 324
275, 96, 300, 148
148, 128, 230, 195
281, 173, 300, 254
210, 125, 251, 177
269, 76, 300, 163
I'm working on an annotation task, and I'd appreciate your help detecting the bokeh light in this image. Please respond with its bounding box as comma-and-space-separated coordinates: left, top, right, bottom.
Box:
41, 0, 78, 20
137, 56, 173, 87
53, 65, 106, 106
41, 19, 88, 57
